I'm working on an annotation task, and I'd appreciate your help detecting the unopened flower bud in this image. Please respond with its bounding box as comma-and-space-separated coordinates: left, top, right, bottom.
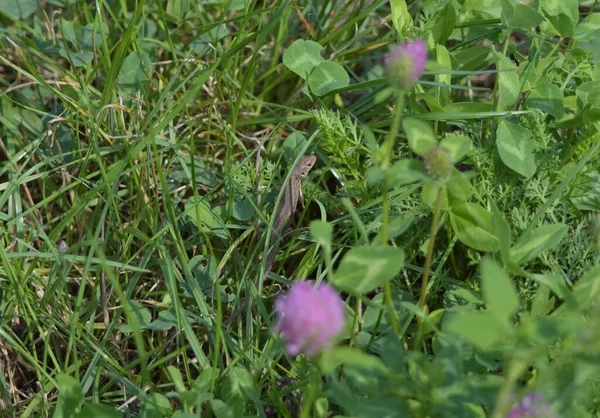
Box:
424, 146, 451, 181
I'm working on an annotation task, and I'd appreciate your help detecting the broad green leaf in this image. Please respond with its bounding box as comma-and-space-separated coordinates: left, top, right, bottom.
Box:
221, 366, 254, 403
545, 14, 575, 37
366, 166, 385, 185
308, 61, 350, 96
540, 0, 578, 21
388, 158, 429, 186
512, 3, 545, 28
231, 198, 253, 221
540, 0, 578, 37
422, 169, 472, 210
319, 346, 387, 374
118, 300, 152, 332
402, 118, 437, 156
191, 24, 230, 54
501, 0, 545, 29
60, 20, 79, 46
432, 4, 456, 45
81, 23, 108, 49
55, 374, 82, 418
419, 93, 446, 113
76, 404, 122, 418
539, 0, 578, 24
576, 81, 600, 108
50, 123, 75, 163
530, 285, 554, 318
390, 0, 412, 35
334, 246, 404, 295
574, 13, 600, 42
117, 51, 152, 94
362, 292, 414, 332
454, 46, 492, 71
166, 0, 190, 20
530, 273, 571, 302
373, 213, 415, 244
440, 134, 471, 163
315, 398, 329, 418
444, 311, 509, 350
184, 197, 229, 240
572, 266, 600, 308
282, 39, 325, 80
172, 411, 200, 418
0, 0, 37, 18
282, 131, 308, 164
495, 120, 537, 178
148, 310, 178, 331
12, 108, 43, 134
449, 287, 484, 305
422, 308, 444, 335
496, 55, 520, 111
140, 393, 172, 417
310, 220, 333, 247
58, 49, 94, 67
168, 366, 187, 392
526, 81, 564, 118
436, 44, 451, 106
195, 369, 214, 393
510, 223, 568, 264
465, 0, 502, 15
450, 203, 499, 252
480, 257, 519, 318
363, 125, 379, 155
209, 400, 235, 418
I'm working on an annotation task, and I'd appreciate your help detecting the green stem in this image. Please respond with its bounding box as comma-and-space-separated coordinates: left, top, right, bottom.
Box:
300, 363, 320, 418
381, 175, 390, 246
492, 357, 528, 418
381, 93, 405, 335
415, 186, 443, 350
384, 94, 405, 168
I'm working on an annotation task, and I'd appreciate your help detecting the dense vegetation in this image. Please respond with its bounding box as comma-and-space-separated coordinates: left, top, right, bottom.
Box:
1, 0, 599, 417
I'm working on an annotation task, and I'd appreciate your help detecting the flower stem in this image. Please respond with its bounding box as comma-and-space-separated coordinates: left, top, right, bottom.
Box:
384, 94, 405, 168
492, 357, 528, 418
415, 185, 443, 350
300, 363, 320, 418
381, 93, 405, 335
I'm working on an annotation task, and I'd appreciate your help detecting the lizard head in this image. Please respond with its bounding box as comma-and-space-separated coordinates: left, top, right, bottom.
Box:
297, 155, 317, 178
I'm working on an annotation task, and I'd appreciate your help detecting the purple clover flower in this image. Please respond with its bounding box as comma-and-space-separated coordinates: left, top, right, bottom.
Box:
384, 38, 427, 90
506, 393, 555, 418
274, 281, 345, 357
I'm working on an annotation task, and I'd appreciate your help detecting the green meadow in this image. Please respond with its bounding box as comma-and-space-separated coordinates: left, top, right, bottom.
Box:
1, 0, 600, 417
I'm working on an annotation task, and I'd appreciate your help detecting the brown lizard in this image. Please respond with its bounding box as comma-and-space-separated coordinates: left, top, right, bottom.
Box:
225, 155, 317, 324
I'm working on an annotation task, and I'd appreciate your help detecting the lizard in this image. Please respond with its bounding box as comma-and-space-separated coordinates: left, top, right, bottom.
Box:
225, 155, 317, 325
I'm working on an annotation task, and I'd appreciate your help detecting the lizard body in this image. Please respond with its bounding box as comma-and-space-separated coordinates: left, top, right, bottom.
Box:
263, 155, 316, 280
225, 155, 316, 324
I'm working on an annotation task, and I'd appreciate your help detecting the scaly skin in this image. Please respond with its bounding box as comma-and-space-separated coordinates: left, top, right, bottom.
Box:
263, 155, 316, 281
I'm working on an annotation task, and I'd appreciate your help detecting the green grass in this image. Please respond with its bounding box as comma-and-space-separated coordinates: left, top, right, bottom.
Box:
1, 0, 600, 417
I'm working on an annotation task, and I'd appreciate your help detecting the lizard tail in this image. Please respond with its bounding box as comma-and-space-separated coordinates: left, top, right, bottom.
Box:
263, 244, 278, 281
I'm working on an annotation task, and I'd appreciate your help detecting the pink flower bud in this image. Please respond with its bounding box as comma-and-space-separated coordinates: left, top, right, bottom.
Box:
384, 39, 427, 90
274, 281, 345, 357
